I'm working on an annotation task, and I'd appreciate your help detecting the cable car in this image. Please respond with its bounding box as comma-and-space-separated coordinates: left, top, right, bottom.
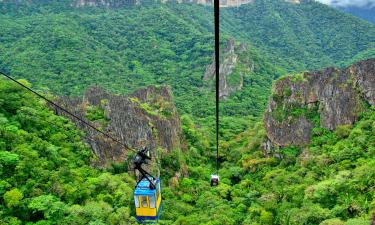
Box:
134, 177, 162, 223
133, 147, 162, 223
211, 174, 219, 186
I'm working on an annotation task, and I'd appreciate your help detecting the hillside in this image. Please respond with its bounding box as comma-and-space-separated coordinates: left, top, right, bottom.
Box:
0, 4, 215, 116
0, 78, 137, 224
1, 0, 374, 119
167, 59, 375, 224
0, 1, 375, 224
221, 0, 375, 71
1, 60, 374, 225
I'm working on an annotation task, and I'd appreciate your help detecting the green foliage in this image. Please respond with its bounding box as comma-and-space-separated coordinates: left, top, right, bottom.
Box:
260, 210, 274, 225
0, 1, 374, 225
221, 0, 375, 71
271, 103, 320, 126
28, 195, 66, 220
4, 188, 23, 208
0, 79, 137, 224
0, 151, 19, 166
0, 3, 216, 119
2, 0, 372, 120
1, 78, 373, 224
336, 125, 353, 138
291, 72, 307, 83
85, 105, 109, 127
161, 106, 374, 224
320, 218, 344, 225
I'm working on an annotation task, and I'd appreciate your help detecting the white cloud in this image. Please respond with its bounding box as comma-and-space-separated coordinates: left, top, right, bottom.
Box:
315, 0, 375, 8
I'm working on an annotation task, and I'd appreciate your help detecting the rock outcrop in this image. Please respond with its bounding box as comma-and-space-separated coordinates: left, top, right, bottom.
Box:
204, 38, 253, 99
264, 58, 375, 147
74, 0, 139, 7
55, 85, 182, 167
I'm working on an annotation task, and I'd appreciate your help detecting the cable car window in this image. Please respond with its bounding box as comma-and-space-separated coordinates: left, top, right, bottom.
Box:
149, 194, 156, 208
134, 196, 140, 208
156, 187, 160, 200
141, 196, 148, 208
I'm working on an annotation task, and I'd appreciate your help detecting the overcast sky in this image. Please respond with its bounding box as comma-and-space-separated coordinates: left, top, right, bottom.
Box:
316, 0, 375, 8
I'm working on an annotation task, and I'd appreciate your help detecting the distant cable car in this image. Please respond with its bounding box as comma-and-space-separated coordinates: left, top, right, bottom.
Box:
133, 147, 162, 223
134, 177, 162, 223
211, 174, 219, 186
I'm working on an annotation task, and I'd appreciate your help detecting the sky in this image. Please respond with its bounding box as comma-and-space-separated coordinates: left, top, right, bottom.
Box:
316, 0, 375, 8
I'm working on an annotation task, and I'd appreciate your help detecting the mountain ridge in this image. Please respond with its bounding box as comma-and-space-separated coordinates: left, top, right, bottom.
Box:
1, 0, 374, 120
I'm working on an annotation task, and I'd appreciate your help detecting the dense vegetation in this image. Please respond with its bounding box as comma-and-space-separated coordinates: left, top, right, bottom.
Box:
1, 77, 374, 225
221, 0, 375, 71
1, 1, 374, 224
1, 0, 374, 118
169, 105, 375, 224
0, 79, 138, 224
0, 3, 214, 116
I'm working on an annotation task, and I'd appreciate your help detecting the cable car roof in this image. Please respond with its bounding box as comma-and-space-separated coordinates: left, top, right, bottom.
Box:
134, 178, 160, 195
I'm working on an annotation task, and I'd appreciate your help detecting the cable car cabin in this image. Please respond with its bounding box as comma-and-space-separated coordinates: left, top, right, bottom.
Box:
211, 174, 219, 186
134, 178, 162, 223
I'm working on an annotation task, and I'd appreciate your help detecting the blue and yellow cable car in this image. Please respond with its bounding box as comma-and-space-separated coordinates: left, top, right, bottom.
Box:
134, 177, 162, 223
133, 147, 162, 223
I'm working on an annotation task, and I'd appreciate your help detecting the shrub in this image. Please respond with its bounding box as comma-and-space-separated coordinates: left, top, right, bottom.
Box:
336, 125, 353, 139
4, 188, 23, 208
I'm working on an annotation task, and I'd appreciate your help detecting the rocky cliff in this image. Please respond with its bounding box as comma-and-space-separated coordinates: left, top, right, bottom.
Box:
204, 38, 253, 99
55, 85, 182, 167
264, 58, 375, 148
74, 0, 138, 7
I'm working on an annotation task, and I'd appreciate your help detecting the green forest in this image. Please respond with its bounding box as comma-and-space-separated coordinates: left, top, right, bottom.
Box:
1, 0, 374, 118
0, 0, 375, 224
1, 70, 374, 225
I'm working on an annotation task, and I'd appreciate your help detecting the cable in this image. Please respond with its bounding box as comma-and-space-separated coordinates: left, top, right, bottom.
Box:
0, 71, 137, 154
214, 0, 220, 174
18, 109, 99, 144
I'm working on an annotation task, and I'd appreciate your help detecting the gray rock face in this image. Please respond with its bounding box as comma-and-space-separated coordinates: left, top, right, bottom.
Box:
349, 60, 375, 105
264, 58, 375, 147
73, 0, 138, 7
204, 38, 251, 99
56, 85, 182, 166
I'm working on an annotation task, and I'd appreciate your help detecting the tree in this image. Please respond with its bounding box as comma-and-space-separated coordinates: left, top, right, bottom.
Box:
4, 188, 23, 208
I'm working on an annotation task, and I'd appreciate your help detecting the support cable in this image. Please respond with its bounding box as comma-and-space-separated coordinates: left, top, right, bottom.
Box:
214, 0, 220, 174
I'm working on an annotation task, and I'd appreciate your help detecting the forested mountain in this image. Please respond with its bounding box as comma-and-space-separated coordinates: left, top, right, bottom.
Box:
221, 0, 375, 71
0, 0, 374, 119
1, 60, 374, 225
0, 0, 375, 224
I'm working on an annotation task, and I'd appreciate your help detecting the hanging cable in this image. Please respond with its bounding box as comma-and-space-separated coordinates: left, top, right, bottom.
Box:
214, 0, 220, 174
0, 71, 137, 154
